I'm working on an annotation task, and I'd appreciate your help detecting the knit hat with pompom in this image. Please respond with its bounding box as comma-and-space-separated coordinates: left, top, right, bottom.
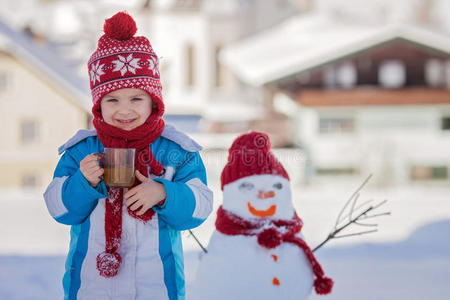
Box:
87, 11, 163, 119
220, 131, 289, 190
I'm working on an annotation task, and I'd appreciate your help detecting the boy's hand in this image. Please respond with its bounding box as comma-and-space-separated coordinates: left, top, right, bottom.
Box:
125, 170, 167, 215
80, 153, 104, 188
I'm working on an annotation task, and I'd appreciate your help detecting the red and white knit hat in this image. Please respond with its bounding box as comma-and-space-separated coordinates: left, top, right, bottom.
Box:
220, 131, 289, 190
87, 12, 164, 118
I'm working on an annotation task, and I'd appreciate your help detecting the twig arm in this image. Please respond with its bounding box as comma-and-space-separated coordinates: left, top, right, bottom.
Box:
313, 205, 383, 252
188, 230, 208, 254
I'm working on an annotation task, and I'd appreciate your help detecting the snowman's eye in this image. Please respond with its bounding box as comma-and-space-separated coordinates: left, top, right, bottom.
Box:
273, 182, 283, 189
239, 182, 254, 191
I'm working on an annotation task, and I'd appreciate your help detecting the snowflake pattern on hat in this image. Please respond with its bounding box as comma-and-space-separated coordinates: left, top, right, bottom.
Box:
148, 56, 160, 76
112, 54, 142, 76
90, 61, 105, 84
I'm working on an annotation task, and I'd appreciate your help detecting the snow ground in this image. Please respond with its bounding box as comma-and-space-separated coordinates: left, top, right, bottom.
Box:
2, 220, 450, 300
1, 183, 449, 299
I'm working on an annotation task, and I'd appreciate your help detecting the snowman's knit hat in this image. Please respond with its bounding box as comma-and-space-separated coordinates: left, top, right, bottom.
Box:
221, 131, 289, 190
87, 12, 164, 118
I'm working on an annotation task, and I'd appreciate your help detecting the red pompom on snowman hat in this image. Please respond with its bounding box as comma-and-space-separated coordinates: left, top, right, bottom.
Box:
221, 131, 289, 190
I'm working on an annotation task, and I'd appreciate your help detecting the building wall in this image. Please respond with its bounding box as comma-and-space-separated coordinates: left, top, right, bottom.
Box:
134, 1, 298, 115
0, 52, 88, 188
297, 104, 450, 185
145, 12, 210, 114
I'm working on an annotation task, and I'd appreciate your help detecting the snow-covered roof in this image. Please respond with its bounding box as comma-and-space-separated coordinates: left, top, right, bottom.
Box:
220, 14, 450, 87
0, 19, 91, 112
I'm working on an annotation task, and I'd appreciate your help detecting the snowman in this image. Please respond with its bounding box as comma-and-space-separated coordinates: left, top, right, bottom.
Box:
192, 131, 333, 300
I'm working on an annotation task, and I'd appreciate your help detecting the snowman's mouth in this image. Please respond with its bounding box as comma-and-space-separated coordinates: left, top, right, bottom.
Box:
247, 202, 277, 218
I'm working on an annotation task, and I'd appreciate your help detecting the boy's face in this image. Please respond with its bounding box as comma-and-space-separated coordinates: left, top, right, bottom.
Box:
100, 88, 153, 131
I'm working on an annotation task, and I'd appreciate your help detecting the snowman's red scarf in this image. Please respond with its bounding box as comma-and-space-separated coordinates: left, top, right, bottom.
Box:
92, 111, 165, 278
215, 206, 333, 295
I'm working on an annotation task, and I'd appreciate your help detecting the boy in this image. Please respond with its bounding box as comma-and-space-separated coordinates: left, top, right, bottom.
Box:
44, 12, 213, 300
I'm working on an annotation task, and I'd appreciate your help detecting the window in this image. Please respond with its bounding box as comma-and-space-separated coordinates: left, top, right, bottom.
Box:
336, 62, 357, 88
319, 117, 355, 134
323, 66, 336, 88
215, 45, 226, 88
21, 120, 39, 144
410, 166, 448, 180
316, 168, 358, 176
442, 117, 450, 130
378, 60, 406, 88
425, 59, 445, 87
22, 174, 38, 188
185, 44, 196, 88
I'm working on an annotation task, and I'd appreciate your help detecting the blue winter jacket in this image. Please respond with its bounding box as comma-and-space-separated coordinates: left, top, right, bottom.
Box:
43, 125, 213, 300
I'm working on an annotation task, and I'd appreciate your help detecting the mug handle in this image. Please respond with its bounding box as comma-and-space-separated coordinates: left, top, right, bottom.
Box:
93, 152, 105, 180
94, 152, 105, 159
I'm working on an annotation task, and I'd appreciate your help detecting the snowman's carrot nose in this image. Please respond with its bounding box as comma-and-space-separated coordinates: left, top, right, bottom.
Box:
258, 190, 275, 199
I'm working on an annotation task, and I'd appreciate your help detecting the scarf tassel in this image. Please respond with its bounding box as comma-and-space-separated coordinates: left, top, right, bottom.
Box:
314, 276, 334, 295
96, 251, 122, 278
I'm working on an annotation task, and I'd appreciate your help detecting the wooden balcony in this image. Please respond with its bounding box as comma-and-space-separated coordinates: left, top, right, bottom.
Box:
297, 88, 450, 107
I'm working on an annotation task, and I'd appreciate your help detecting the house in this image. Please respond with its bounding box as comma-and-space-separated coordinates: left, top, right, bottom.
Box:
130, 0, 301, 147
0, 0, 300, 188
221, 13, 450, 185
0, 19, 91, 188
1, 0, 301, 147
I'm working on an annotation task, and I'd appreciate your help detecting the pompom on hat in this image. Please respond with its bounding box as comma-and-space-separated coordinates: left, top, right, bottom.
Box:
103, 12, 137, 41
220, 131, 289, 190
87, 12, 164, 119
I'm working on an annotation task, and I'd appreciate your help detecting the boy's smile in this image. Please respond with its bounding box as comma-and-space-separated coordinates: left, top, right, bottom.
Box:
100, 88, 153, 130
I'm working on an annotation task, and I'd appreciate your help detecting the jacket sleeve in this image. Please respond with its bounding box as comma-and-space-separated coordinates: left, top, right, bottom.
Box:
152, 151, 213, 230
43, 150, 107, 225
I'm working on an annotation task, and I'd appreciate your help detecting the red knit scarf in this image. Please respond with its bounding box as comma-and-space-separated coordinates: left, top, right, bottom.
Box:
215, 206, 333, 295
92, 111, 165, 278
